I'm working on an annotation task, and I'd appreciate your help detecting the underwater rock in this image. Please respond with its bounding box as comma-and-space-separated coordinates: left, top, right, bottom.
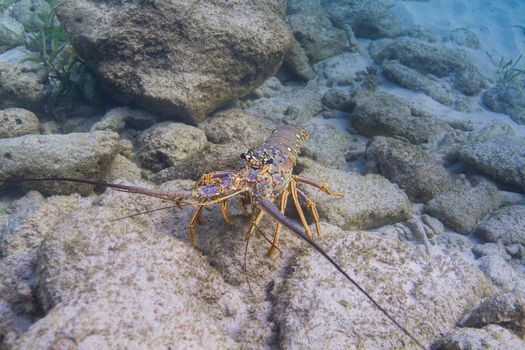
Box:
365, 136, 452, 202
249, 76, 286, 99
351, 91, 452, 144
56, 0, 291, 124
321, 87, 356, 112
0, 131, 120, 195
323, 0, 403, 39
302, 120, 353, 170
0, 192, 91, 342
287, 2, 348, 63
138, 122, 207, 172
0, 14, 25, 53
369, 38, 486, 95
472, 243, 511, 261
9, 0, 51, 32
422, 214, 445, 236
298, 159, 412, 230
105, 154, 143, 183
434, 325, 525, 350
149, 143, 244, 183
432, 129, 469, 165
478, 255, 516, 290
483, 84, 525, 125
10, 189, 246, 349
153, 109, 273, 180
149, 107, 275, 183
314, 52, 369, 86
91, 107, 158, 133
0, 47, 48, 110
382, 59, 459, 108
461, 291, 525, 337
475, 205, 525, 246
275, 224, 492, 349
468, 121, 516, 143
404, 25, 439, 43
282, 38, 315, 81
425, 177, 501, 235
434, 231, 473, 255
459, 135, 525, 191
443, 28, 482, 50
0, 108, 39, 138
199, 108, 272, 147
246, 82, 323, 124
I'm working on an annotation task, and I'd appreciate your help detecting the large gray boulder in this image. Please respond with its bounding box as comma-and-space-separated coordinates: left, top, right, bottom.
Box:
0, 108, 40, 138
434, 325, 525, 350
137, 122, 208, 172
382, 59, 462, 109
459, 135, 525, 191
351, 91, 452, 144
476, 205, 525, 246
275, 224, 493, 349
287, 2, 348, 63
366, 136, 452, 202
370, 39, 486, 95
425, 178, 501, 235
0, 131, 120, 195
483, 84, 525, 125
298, 159, 412, 230
0, 47, 48, 110
323, 0, 404, 39
0, 14, 25, 53
56, 0, 291, 124
5, 183, 247, 349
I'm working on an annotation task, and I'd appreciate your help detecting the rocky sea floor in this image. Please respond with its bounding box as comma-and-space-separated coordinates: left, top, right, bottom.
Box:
1, 0, 525, 349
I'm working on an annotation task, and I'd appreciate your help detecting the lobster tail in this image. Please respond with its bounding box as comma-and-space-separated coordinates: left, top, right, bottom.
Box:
263, 126, 309, 165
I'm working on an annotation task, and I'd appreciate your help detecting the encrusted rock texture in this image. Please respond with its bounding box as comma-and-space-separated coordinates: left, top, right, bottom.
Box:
56, 0, 292, 124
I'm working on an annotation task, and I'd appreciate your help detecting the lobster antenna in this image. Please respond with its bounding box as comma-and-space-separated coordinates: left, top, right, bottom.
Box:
107, 204, 182, 222
2, 177, 194, 201
243, 239, 256, 299
260, 198, 426, 350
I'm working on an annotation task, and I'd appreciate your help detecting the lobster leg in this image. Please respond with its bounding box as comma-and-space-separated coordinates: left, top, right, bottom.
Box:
296, 189, 322, 238
188, 190, 247, 206
266, 189, 290, 257
259, 198, 425, 350
289, 179, 313, 240
292, 175, 344, 197
220, 200, 233, 225
244, 209, 265, 241
188, 201, 206, 246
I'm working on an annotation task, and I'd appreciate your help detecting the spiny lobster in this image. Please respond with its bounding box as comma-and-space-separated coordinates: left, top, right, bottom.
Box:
3, 126, 425, 349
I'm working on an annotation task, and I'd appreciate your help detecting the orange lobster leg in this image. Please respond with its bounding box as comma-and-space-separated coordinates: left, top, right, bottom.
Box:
188, 201, 206, 246
244, 209, 265, 241
296, 188, 322, 238
292, 175, 344, 197
221, 200, 233, 225
289, 179, 313, 240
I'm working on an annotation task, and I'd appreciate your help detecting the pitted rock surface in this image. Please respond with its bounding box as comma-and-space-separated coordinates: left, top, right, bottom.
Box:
56, 0, 291, 123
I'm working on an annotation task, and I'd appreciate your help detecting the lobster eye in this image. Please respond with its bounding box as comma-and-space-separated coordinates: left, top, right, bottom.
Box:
266, 158, 273, 164
240, 153, 246, 160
